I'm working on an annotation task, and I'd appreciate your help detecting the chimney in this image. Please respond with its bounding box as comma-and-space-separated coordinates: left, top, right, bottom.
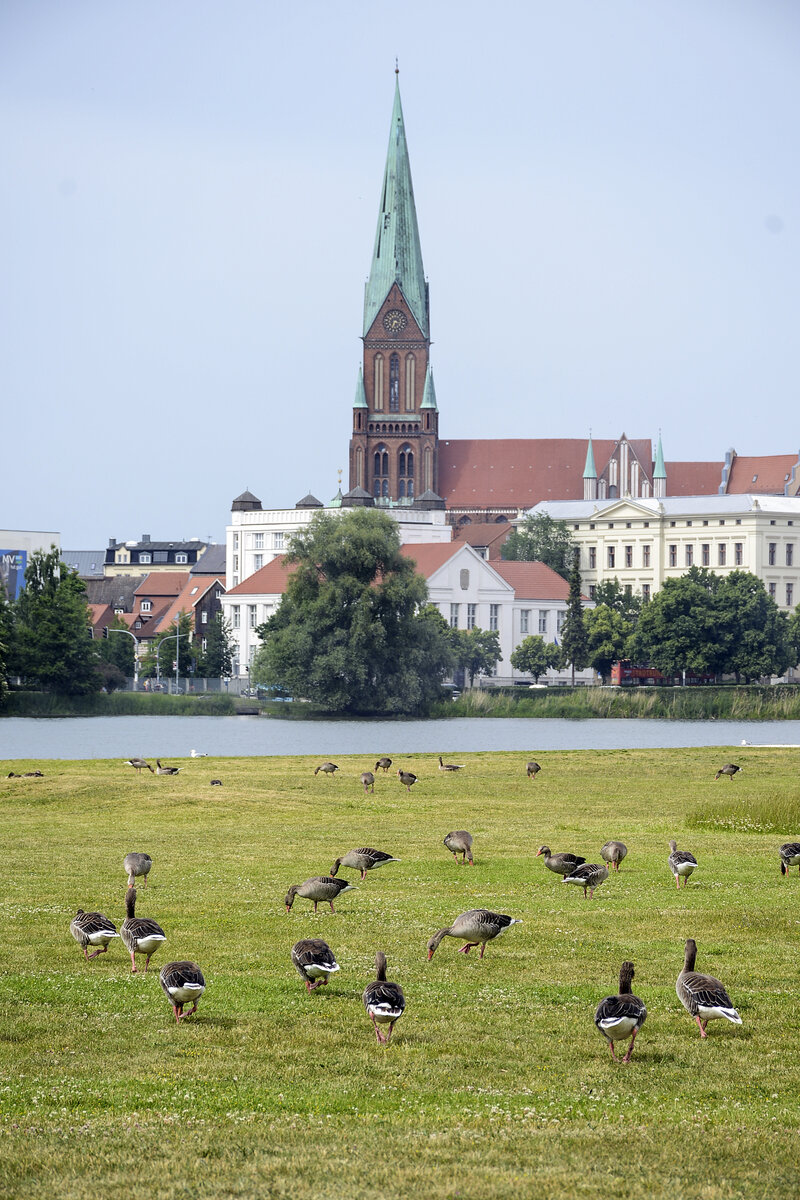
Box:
141, 534, 151, 543
108, 538, 116, 548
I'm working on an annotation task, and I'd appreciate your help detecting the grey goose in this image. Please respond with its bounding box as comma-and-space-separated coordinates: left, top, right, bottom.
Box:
70, 910, 120, 961
715, 763, 741, 780
291, 939, 340, 992
124, 852, 152, 889
668, 840, 697, 888
314, 762, 339, 777
284, 876, 354, 914
120, 887, 166, 973
330, 848, 400, 881
779, 842, 800, 876
562, 862, 609, 899
363, 952, 405, 1044
443, 830, 474, 866
600, 841, 628, 872
536, 846, 586, 877
427, 909, 521, 960
676, 939, 742, 1037
594, 961, 647, 1063
160, 961, 205, 1022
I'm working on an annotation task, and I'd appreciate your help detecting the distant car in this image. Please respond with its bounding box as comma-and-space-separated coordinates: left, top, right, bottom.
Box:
241, 687, 259, 698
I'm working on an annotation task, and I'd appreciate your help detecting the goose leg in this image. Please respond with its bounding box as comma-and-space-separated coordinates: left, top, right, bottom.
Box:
479, 943, 487, 959
622, 1030, 638, 1063
329, 901, 336, 913
82, 946, 90, 962
607, 1040, 619, 1062
313, 902, 318, 913
144, 953, 154, 973
86, 946, 108, 959
370, 1016, 385, 1044
588, 888, 595, 899
457, 942, 476, 954
675, 876, 680, 890
361, 870, 367, 881
172, 1005, 182, 1023
186, 1002, 199, 1018
129, 950, 138, 973
695, 1016, 708, 1038
386, 1021, 396, 1043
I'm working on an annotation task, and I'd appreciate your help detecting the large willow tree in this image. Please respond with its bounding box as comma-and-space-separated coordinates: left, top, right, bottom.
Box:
253, 508, 454, 714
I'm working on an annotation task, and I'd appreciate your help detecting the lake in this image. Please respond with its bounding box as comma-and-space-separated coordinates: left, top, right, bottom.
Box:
2, 715, 800, 760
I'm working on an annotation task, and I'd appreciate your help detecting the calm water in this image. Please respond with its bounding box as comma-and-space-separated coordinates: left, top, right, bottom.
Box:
2, 715, 800, 760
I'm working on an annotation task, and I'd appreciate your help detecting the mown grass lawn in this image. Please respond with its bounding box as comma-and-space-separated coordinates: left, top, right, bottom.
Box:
1, 747, 799, 1199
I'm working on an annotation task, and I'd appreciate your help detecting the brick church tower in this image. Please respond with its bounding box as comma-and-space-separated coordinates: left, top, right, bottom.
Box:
348, 74, 440, 503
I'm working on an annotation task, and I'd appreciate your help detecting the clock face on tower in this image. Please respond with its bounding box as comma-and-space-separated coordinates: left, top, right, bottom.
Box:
383, 308, 408, 334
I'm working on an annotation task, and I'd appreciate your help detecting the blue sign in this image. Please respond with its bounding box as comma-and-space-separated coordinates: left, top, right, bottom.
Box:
0, 550, 27, 601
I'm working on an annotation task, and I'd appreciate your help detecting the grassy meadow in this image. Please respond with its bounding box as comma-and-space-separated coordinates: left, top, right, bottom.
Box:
1, 747, 800, 1198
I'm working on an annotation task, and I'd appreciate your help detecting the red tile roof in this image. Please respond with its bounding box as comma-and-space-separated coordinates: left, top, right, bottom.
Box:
451, 522, 512, 555
490, 561, 572, 600
438, 439, 633, 509
153, 576, 225, 633
227, 556, 296, 596
726, 454, 799, 495
398, 543, 464, 576
663, 461, 723, 495
134, 571, 191, 597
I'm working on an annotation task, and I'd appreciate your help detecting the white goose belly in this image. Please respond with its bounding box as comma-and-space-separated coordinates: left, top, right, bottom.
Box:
675, 862, 695, 876
366, 1002, 403, 1023
599, 1016, 638, 1040
135, 933, 166, 954
167, 983, 205, 1004
87, 930, 119, 946
304, 963, 339, 980
697, 1003, 740, 1023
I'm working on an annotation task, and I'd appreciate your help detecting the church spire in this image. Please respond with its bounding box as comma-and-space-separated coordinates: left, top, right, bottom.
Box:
653, 433, 666, 498
363, 75, 428, 338
583, 434, 597, 500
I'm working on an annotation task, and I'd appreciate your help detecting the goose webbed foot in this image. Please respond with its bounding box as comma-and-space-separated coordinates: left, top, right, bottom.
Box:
695, 1016, 708, 1038
457, 943, 474, 954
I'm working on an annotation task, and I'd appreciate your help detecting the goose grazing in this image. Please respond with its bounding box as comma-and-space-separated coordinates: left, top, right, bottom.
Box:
594, 961, 647, 1063
330, 848, 400, 881
360, 772, 375, 793
284, 876, 354, 914
668, 839, 697, 889
779, 842, 800, 876
374, 756, 393, 773
427, 909, 521, 960
676, 938, 742, 1037
291, 938, 340, 992
120, 888, 166, 973
562, 862, 609, 899
363, 951, 405, 1044
526, 760, 541, 780
601, 841, 628, 872
124, 852, 152, 889
397, 769, 417, 792
443, 830, 474, 866
715, 763, 741, 781
210, 779, 223, 786
314, 762, 339, 777
125, 757, 154, 775
536, 846, 586, 878
438, 755, 464, 772
70, 910, 120, 961
156, 759, 181, 775
159, 961, 205, 1022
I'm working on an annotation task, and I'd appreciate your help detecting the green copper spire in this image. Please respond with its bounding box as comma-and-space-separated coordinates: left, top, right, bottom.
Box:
420, 365, 438, 410
654, 433, 666, 478
354, 366, 367, 408
583, 434, 597, 479
363, 76, 428, 338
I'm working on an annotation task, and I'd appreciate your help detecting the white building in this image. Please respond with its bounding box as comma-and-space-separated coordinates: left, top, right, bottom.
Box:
529, 494, 800, 610
221, 540, 592, 684
226, 489, 452, 590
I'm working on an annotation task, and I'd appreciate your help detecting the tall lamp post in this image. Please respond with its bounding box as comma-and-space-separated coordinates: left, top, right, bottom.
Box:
108, 628, 140, 691
155, 618, 185, 693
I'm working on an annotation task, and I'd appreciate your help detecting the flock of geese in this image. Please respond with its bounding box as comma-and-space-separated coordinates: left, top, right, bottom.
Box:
65, 754, 800, 1052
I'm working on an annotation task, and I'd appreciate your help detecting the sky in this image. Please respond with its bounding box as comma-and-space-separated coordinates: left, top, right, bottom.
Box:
2, 0, 798, 547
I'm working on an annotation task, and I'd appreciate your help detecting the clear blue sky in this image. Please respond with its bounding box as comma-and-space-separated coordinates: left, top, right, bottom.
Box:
2, 0, 798, 545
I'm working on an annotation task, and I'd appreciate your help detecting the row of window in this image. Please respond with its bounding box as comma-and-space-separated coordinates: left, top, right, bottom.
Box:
587, 543, 746, 570
771, 583, 794, 606
122, 551, 189, 565
444, 605, 566, 635
229, 605, 260, 630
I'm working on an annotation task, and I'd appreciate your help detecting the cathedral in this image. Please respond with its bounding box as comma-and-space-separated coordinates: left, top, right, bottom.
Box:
347, 76, 800, 523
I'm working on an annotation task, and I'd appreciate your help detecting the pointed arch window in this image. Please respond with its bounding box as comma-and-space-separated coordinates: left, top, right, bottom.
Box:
373, 355, 384, 411
405, 354, 415, 411
389, 354, 400, 412
374, 443, 389, 498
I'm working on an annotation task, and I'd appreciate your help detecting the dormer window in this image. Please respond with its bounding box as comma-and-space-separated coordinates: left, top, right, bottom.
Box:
141, 600, 152, 613
139, 553, 151, 564
175, 553, 188, 564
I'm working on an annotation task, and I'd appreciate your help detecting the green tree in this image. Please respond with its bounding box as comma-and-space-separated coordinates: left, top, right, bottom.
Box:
501, 513, 575, 579
584, 604, 632, 683
451, 627, 502, 686
788, 603, 800, 667
98, 615, 136, 677
252, 509, 454, 714
628, 567, 728, 680
509, 634, 560, 683
560, 550, 589, 683
592, 577, 642, 625
12, 548, 100, 694
199, 614, 235, 678
716, 571, 791, 682
140, 612, 196, 680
